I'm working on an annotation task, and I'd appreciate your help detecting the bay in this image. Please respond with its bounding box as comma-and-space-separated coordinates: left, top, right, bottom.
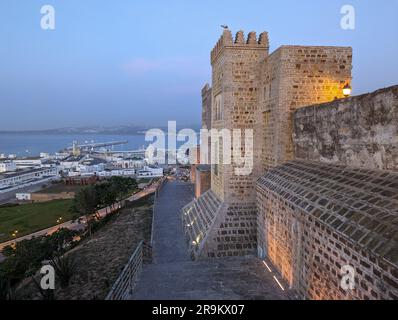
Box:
0, 133, 149, 157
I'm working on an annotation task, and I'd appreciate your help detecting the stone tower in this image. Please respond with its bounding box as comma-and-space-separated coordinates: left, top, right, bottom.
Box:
210, 29, 269, 204
182, 29, 352, 260
183, 30, 270, 259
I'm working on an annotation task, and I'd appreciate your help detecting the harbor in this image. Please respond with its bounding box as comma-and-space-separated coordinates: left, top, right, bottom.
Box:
0, 137, 165, 197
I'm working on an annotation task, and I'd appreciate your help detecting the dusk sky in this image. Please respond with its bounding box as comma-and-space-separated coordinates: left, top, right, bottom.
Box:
0, 0, 397, 131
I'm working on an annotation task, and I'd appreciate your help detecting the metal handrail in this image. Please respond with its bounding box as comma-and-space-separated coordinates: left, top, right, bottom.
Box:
105, 178, 167, 300
105, 240, 152, 300
105, 177, 167, 300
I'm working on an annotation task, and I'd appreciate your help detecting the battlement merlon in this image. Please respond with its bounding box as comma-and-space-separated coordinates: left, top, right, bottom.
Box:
211, 30, 270, 65
201, 83, 211, 96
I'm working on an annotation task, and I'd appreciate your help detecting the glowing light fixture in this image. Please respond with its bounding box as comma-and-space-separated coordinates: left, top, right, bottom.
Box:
273, 276, 285, 291
262, 261, 272, 273
343, 83, 352, 97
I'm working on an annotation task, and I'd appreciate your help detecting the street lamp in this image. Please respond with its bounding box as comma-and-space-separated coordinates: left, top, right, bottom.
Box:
343, 83, 352, 97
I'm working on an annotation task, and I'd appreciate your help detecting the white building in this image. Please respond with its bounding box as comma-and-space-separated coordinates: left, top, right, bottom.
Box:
115, 158, 146, 170
137, 166, 163, 178
0, 167, 58, 192
41, 159, 60, 169
16, 193, 31, 201
60, 155, 107, 176
13, 157, 43, 168
54, 152, 70, 160
77, 157, 106, 174
40, 152, 51, 158
60, 155, 86, 170
0, 161, 17, 173
98, 169, 136, 178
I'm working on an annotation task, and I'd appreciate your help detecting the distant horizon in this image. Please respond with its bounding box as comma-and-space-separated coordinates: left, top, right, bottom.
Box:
0, 122, 202, 133
3, 81, 398, 133
1, 0, 397, 131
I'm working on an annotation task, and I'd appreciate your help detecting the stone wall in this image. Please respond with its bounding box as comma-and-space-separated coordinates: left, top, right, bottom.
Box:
195, 165, 211, 198
257, 160, 398, 300
259, 46, 352, 171
293, 85, 398, 171
201, 84, 212, 165
201, 84, 212, 131
185, 30, 354, 261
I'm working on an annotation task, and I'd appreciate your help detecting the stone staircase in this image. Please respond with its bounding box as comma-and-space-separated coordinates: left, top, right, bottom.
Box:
131, 257, 288, 300
128, 180, 289, 300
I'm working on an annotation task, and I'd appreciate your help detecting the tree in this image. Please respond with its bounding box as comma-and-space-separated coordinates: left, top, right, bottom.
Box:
0, 229, 79, 290
95, 177, 137, 213
0, 237, 53, 283
109, 176, 137, 200
48, 228, 78, 255
73, 186, 98, 235
95, 182, 116, 212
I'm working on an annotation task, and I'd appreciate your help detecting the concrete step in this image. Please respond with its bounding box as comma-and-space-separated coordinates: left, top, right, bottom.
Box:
130, 257, 289, 300
133, 181, 289, 301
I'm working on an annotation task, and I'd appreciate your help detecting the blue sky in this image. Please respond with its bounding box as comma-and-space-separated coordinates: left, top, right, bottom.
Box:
0, 0, 397, 130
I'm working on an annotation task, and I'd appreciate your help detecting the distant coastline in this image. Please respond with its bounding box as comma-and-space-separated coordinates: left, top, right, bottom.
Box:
0, 124, 201, 136
0, 127, 148, 136
0, 127, 201, 157
0, 133, 149, 157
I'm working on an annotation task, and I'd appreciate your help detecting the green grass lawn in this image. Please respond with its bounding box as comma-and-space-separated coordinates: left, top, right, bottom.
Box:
0, 199, 76, 243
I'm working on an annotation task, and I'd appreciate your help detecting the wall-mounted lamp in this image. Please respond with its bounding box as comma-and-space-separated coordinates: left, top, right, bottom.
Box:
343, 83, 352, 97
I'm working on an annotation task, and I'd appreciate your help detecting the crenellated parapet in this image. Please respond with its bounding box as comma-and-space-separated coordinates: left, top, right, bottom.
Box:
201, 83, 211, 96
211, 29, 269, 64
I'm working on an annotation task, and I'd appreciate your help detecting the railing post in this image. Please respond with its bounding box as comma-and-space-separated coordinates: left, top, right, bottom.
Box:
106, 240, 145, 300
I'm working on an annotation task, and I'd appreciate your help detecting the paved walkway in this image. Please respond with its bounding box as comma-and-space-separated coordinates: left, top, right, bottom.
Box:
151, 180, 193, 264
131, 180, 288, 300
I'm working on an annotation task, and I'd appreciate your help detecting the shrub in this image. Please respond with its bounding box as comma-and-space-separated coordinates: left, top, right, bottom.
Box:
50, 256, 77, 289
32, 277, 55, 300
0, 276, 10, 300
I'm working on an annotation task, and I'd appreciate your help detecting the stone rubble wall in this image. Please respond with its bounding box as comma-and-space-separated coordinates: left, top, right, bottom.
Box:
293, 85, 398, 171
